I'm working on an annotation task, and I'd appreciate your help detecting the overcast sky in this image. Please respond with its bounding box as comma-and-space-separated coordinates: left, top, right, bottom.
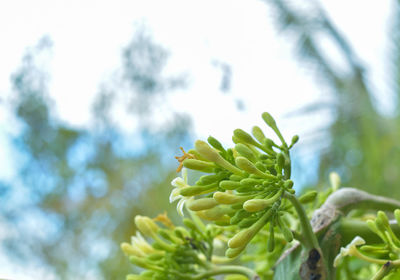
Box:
0, 0, 393, 278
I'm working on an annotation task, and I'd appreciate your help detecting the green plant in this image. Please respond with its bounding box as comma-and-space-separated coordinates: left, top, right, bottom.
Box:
121, 112, 400, 280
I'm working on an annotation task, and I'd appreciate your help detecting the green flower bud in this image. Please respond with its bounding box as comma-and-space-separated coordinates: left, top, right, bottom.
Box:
183, 159, 216, 172
130, 256, 155, 269
267, 223, 275, 252
207, 136, 225, 152
235, 143, 257, 163
252, 126, 266, 143
243, 190, 282, 212
195, 140, 244, 175
298, 191, 318, 204
284, 180, 294, 189
220, 180, 241, 190
225, 246, 245, 258
228, 209, 273, 248
147, 252, 165, 261
121, 242, 142, 257
230, 174, 244, 181
366, 219, 380, 235
235, 156, 274, 179
238, 216, 258, 228
255, 162, 266, 172
174, 226, 189, 239
135, 216, 159, 237
233, 129, 260, 147
277, 153, 285, 169
225, 275, 248, 280
290, 135, 299, 147
213, 191, 249, 204
395, 209, 400, 225
230, 209, 252, 225
198, 172, 228, 185
183, 218, 198, 231
377, 211, 390, 228
240, 178, 263, 187
179, 182, 218, 196
262, 112, 277, 129
157, 229, 181, 244
187, 198, 218, 211
197, 206, 232, 221
281, 226, 293, 242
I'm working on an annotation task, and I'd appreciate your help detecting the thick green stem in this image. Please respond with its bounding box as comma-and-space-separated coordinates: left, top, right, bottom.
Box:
285, 192, 320, 250
192, 265, 259, 280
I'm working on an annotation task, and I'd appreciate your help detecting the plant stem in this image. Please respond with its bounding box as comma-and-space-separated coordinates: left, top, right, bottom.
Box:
192, 265, 259, 280
284, 192, 320, 250
371, 262, 393, 280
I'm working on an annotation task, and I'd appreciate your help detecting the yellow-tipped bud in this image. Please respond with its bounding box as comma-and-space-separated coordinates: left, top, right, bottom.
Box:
366, 219, 379, 235
235, 143, 257, 162
183, 159, 216, 172
187, 198, 218, 211
213, 192, 249, 204
135, 216, 159, 237
195, 140, 244, 175
225, 246, 245, 258
298, 191, 318, 204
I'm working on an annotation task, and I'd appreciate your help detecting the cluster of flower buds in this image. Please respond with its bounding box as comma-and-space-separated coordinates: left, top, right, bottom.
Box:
173, 112, 301, 258
121, 213, 249, 280
334, 210, 400, 275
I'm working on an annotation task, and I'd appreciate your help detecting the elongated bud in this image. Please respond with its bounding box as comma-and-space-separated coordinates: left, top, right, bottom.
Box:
375, 214, 387, 233
267, 223, 275, 252
233, 129, 260, 147
197, 206, 231, 221
183, 218, 198, 231
183, 159, 216, 172
235, 143, 257, 162
284, 180, 294, 189
230, 174, 244, 181
290, 135, 299, 146
225, 246, 245, 258
121, 242, 142, 257
395, 209, 400, 225
243, 190, 282, 212
135, 216, 159, 237
366, 219, 379, 235
228, 209, 273, 248
277, 153, 285, 169
198, 173, 226, 185
298, 191, 318, 204
252, 126, 266, 143
329, 172, 341, 191
225, 275, 248, 280
195, 140, 244, 175
174, 226, 189, 239
243, 199, 272, 212
235, 156, 273, 179
377, 211, 390, 228
207, 136, 225, 152
187, 198, 218, 211
262, 112, 277, 129
220, 180, 241, 190
179, 182, 217, 196
213, 191, 249, 204
230, 209, 252, 225
238, 217, 258, 228
129, 256, 154, 269
147, 252, 165, 261
281, 226, 293, 242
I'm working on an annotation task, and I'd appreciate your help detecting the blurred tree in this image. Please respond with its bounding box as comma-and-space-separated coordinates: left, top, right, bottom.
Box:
264, 0, 400, 197
1, 29, 191, 279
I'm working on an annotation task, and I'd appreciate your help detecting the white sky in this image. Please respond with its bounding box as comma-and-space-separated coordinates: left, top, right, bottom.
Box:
0, 0, 393, 278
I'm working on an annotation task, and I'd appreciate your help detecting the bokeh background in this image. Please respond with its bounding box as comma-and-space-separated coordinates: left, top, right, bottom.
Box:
0, 0, 399, 279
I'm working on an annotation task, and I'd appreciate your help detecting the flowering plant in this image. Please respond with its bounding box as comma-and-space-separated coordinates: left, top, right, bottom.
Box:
122, 112, 400, 280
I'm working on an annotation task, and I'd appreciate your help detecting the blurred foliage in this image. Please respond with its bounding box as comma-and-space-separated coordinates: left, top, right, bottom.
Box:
1, 31, 191, 279
264, 0, 400, 197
